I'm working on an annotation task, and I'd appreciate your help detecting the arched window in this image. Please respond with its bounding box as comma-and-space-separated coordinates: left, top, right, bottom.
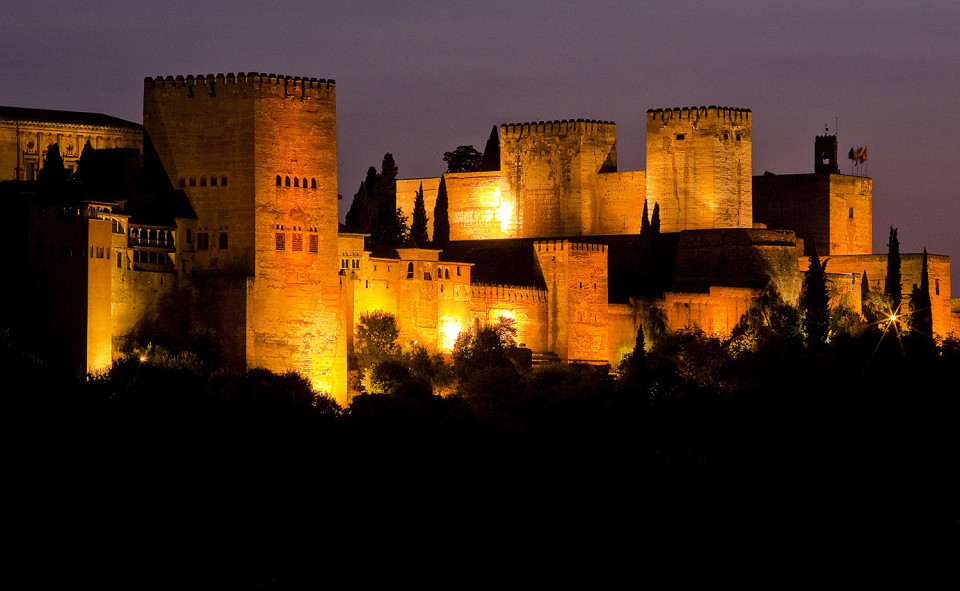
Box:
276, 175, 282, 186
302, 177, 307, 188
200, 176, 207, 187
221, 175, 227, 186
189, 176, 196, 187
311, 178, 317, 188
406, 262, 414, 279
294, 177, 299, 187
444, 268, 450, 280
211, 174, 217, 186
285, 176, 291, 187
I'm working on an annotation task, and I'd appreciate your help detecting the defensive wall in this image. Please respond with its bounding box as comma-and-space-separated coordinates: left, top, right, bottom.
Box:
805, 253, 954, 337
672, 228, 802, 304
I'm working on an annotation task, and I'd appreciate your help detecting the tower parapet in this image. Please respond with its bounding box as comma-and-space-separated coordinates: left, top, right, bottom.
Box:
646, 105, 753, 233
145, 72, 335, 100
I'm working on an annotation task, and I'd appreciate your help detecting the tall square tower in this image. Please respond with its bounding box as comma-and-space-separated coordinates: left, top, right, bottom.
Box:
143, 72, 345, 396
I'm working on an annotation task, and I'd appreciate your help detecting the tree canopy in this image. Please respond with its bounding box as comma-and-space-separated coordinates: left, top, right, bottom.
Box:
800, 251, 830, 347
443, 145, 482, 173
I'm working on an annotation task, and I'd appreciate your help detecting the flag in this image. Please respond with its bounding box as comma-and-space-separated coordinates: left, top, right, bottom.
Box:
848, 147, 856, 160
861, 146, 867, 162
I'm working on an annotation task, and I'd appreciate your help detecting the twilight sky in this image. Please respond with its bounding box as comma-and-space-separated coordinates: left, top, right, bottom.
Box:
3, 1, 958, 283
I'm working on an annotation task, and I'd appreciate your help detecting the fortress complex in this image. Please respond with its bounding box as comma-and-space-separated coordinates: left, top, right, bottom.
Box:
1, 73, 956, 405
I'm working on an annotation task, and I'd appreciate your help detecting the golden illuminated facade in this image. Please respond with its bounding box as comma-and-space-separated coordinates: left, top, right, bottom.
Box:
0, 106, 143, 181
5, 84, 959, 404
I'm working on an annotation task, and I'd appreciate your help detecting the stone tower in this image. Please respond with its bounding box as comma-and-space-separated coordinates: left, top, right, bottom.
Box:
815, 134, 839, 174
143, 72, 345, 397
646, 107, 752, 232
499, 120, 618, 238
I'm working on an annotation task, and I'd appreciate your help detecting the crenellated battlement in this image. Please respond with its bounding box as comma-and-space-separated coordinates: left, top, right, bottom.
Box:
647, 106, 751, 122
534, 239, 607, 253
500, 119, 616, 137
470, 283, 548, 302
144, 72, 335, 99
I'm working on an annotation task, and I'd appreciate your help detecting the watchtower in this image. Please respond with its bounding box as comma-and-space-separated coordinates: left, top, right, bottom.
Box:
499, 119, 618, 237
143, 72, 345, 397
814, 134, 839, 174
646, 106, 752, 232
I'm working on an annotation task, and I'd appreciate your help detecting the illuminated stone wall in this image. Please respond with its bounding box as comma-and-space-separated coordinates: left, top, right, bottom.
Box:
595, 171, 646, 235
469, 284, 549, 353
754, 173, 873, 256
607, 303, 640, 367
396, 177, 441, 240
0, 109, 142, 182
663, 287, 757, 335
646, 107, 752, 232
534, 240, 609, 363
806, 253, 953, 338
144, 73, 345, 399
501, 120, 618, 237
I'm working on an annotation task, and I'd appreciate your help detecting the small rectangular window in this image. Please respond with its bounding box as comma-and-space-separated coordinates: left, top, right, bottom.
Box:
275, 233, 285, 251
309, 234, 318, 253
218, 232, 228, 250
676, 133, 685, 140
292, 233, 303, 252
197, 232, 209, 251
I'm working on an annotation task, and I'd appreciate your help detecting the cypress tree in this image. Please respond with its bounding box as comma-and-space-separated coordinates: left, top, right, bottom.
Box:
651, 202, 661, 235
479, 126, 500, 172
911, 248, 933, 337
433, 176, 450, 249
38, 143, 67, 183
640, 199, 651, 237
345, 180, 373, 232
885, 227, 902, 313
410, 182, 429, 245
800, 250, 830, 347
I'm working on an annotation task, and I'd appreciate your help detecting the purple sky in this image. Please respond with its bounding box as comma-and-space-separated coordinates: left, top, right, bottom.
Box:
4, 1, 958, 286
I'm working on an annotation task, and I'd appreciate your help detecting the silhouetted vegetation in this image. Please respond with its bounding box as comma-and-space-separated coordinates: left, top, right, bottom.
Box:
410, 182, 429, 244
443, 144, 482, 173
3, 302, 959, 588
432, 175, 450, 249
346, 154, 408, 246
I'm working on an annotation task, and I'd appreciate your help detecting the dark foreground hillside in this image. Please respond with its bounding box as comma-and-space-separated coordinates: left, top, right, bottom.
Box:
2, 330, 959, 589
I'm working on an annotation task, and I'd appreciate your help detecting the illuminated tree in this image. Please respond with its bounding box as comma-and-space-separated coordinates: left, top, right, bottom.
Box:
479, 126, 500, 172
799, 250, 830, 347
443, 145, 482, 173
433, 176, 450, 249
452, 317, 517, 381
410, 182, 429, 245
355, 311, 400, 371
885, 227, 902, 313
